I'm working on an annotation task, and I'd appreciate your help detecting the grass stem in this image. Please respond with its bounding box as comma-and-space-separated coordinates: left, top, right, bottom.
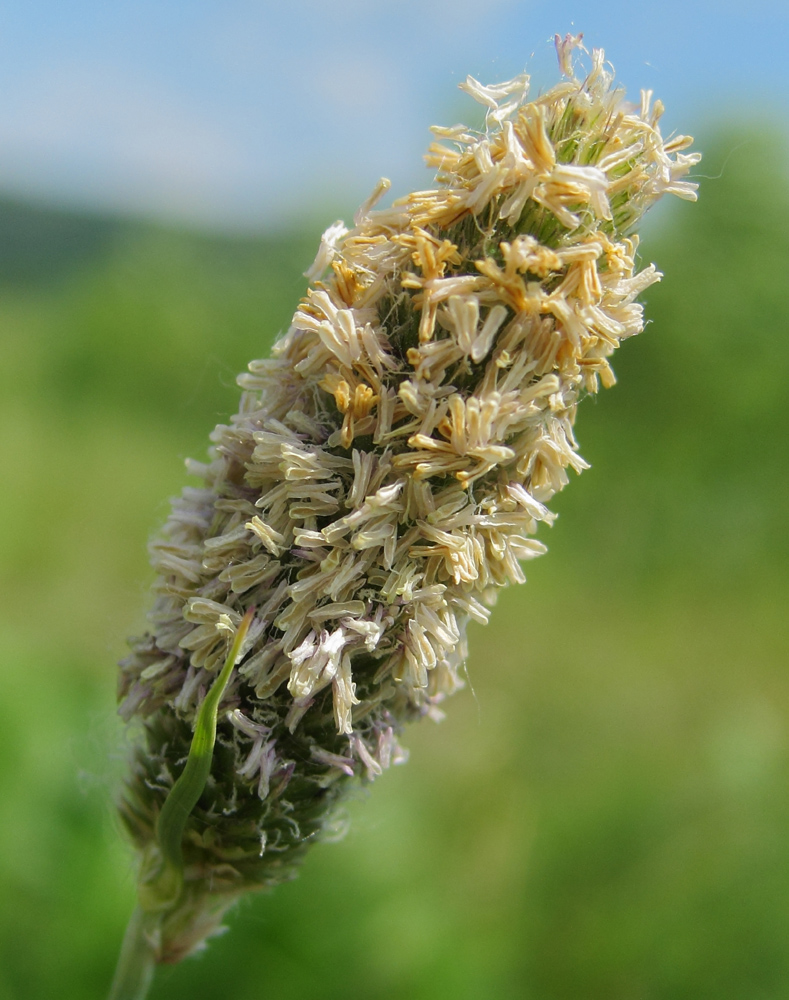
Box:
108, 906, 156, 1000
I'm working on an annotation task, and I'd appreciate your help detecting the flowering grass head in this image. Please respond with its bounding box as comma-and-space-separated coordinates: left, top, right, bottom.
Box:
113, 33, 699, 979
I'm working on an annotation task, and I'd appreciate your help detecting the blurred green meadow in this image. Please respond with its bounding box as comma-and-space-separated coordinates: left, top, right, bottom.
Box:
1, 128, 788, 1000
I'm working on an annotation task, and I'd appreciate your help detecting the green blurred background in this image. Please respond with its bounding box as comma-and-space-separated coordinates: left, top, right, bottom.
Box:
1, 124, 788, 1000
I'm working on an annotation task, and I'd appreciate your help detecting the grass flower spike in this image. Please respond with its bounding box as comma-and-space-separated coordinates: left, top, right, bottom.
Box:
111, 34, 699, 994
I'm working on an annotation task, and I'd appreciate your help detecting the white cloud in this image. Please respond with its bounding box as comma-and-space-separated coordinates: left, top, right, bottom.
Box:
0, 56, 271, 223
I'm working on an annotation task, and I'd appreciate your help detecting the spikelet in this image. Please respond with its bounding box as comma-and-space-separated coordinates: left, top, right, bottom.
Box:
116, 35, 699, 964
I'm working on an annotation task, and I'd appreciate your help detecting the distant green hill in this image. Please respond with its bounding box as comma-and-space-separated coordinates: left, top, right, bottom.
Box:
0, 197, 128, 286
0, 195, 317, 290
0, 196, 318, 444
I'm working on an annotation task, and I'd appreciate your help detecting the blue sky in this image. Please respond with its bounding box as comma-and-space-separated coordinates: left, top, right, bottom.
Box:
0, 1, 785, 231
